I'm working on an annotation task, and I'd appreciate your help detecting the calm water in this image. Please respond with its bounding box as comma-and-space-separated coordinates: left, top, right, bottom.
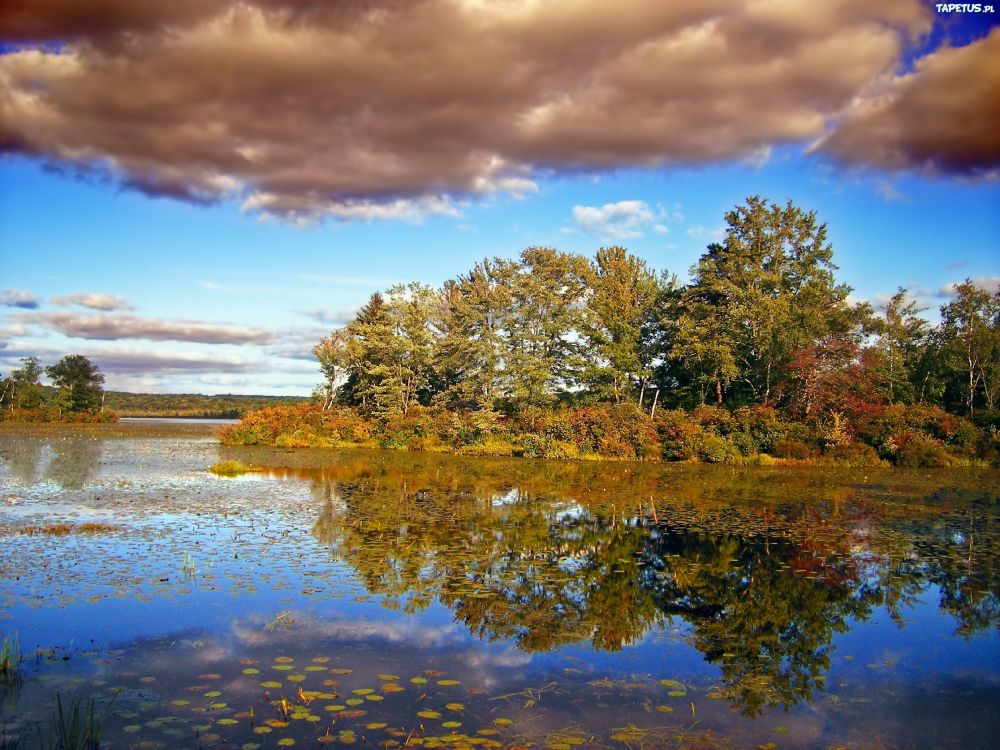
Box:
1, 422, 998, 749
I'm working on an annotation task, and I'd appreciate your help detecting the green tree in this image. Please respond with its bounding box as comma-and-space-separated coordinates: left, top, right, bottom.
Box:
581, 247, 662, 403
433, 258, 518, 411
876, 289, 929, 404
314, 329, 349, 410
336, 292, 390, 411
506, 247, 591, 409
46, 355, 105, 413
672, 196, 860, 406
939, 280, 1000, 413
333, 285, 441, 418
2, 356, 45, 410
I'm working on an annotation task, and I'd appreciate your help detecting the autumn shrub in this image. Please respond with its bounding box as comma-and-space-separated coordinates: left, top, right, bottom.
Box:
567, 403, 660, 460
322, 407, 372, 443
654, 409, 738, 462
821, 441, 886, 467
731, 406, 786, 454
220, 404, 325, 445
655, 409, 704, 461
0, 407, 117, 424
458, 437, 517, 457
853, 403, 983, 461
274, 430, 330, 448
890, 430, 956, 468
697, 431, 740, 463
691, 405, 736, 434
771, 439, 814, 460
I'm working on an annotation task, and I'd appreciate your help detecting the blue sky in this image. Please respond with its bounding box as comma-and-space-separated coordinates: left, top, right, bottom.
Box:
1, 1, 998, 395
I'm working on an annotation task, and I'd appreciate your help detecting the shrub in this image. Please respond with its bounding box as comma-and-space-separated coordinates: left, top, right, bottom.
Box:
732, 406, 786, 453
691, 405, 736, 433
697, 432, 740, 464
821, 442, 885, 467
219, 404, 324, 445
459, 437, 517, 457
654, 409, 705, 461
772, 440, 814, 460
891, 431, 956, 468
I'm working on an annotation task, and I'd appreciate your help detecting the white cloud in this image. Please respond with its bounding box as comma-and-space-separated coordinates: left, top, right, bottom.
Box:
0, 289, 40, 309
572, 200, 661, 240
685, 224, 725, 242
52, 292, 131, 310
13, 311, 273, 344
937, 276, 1000, 299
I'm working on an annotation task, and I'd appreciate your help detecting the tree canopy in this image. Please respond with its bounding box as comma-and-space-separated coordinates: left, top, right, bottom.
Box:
313, 196, 997, 424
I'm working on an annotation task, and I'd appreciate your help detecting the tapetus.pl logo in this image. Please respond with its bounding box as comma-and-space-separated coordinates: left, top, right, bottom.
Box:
934, 3, 994, 11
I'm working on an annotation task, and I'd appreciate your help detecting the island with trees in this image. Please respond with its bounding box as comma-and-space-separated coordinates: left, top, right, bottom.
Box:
0, 354, 114, 423
221, 196, 999, 468
1, 357, 306, 421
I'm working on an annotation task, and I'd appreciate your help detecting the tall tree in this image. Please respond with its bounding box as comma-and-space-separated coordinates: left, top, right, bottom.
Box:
433, 258, 518, 411
313, 330, 349, 410
672, 196, 860, 406
337, 292, 390, 411
506, 247, 591, 409
939, 280, 1000, 413
2, 356, 45, 410
876, 289, 929, 404
581, 247, 662, 403
46, 355, 105, 413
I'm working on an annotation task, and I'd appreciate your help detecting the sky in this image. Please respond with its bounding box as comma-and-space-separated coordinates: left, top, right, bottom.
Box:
0, 0, 998, 396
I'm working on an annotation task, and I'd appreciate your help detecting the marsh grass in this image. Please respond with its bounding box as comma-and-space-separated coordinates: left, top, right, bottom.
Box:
36, 692, 111, 750
208, 460, 260, 477
0, 634, 21, 686
5, 524, 119, 537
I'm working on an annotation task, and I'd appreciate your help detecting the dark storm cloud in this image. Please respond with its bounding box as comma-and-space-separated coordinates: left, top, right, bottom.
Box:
815, 29, 1000, 176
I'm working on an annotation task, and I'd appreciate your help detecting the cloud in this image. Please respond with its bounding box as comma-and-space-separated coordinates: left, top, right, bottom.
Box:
874, 179, 903, 202
52, 292, 131, 310
14, 311, 273, 344
937, 276, 1000, 299
815, 29, 1000, 176
572, 200, 660, 240
0, 1, 945, 221
685, 224, 725, 242
299, 274, 398, 287
0, 288, 41, 309
88, 349, 262, 374
302, 306, 358, 325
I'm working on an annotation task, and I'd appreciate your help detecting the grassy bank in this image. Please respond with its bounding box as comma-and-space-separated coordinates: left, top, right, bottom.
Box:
220, 402, 998, 468
0, 407, 117, 424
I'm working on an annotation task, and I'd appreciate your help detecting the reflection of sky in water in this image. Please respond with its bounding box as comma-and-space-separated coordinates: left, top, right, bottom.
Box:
1, 423, 999, 749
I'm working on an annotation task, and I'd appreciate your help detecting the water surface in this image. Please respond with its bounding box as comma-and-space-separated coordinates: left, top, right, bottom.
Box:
1, 422, 998, 749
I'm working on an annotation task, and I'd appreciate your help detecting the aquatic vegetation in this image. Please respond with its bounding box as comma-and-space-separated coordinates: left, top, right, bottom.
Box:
0, 633, 21, 686
35, 693, 110, 750
208, 460, 261, 476
4, 523, 119, 537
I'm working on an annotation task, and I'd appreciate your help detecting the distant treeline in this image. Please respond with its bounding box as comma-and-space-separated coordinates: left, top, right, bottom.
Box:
102, 391, 308, 418
225, 196, 1000, 467
1, 354, 307, 420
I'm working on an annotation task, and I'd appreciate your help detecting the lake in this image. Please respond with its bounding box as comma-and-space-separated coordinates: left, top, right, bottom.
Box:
1, 421, 998, 749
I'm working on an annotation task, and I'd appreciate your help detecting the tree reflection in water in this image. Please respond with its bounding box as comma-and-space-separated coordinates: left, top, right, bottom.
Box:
292, 455, 1000, 717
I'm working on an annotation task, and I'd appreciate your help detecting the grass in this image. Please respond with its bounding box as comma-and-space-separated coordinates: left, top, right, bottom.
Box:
0, 634, 21, 686
36, 692, 110, 750
5, 524, 119, 537
208, 460, 261, 477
